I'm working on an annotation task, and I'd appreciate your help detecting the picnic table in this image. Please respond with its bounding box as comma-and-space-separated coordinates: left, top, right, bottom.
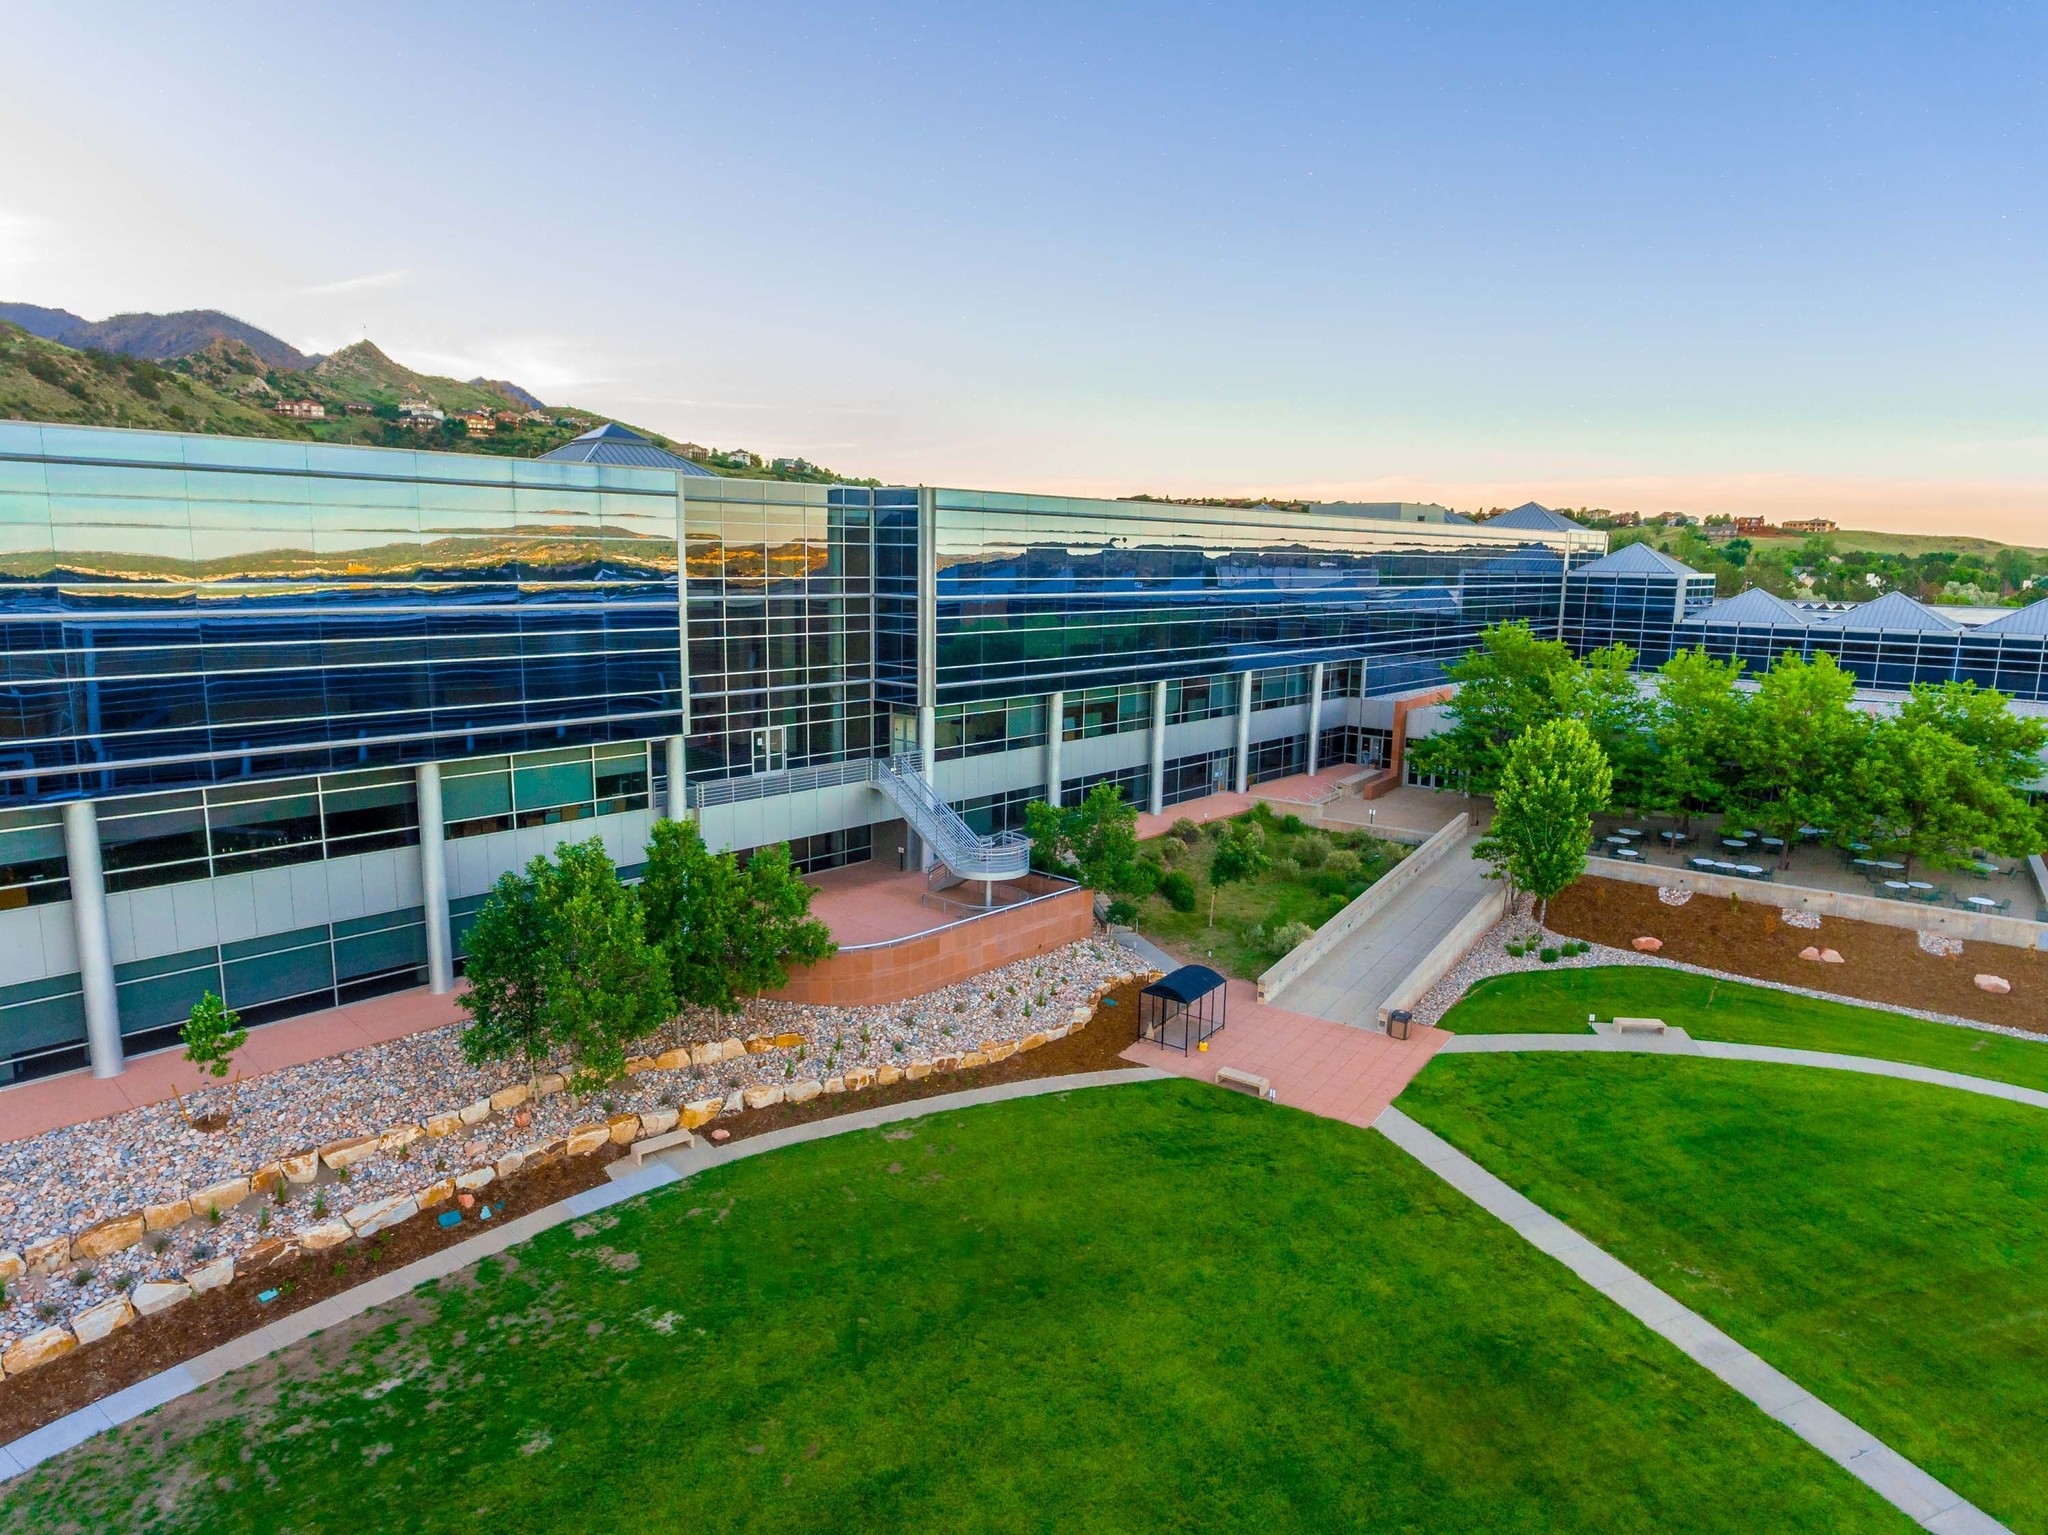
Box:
1605, 835, 1631, 845
1875, 860, 1905, 871
1906, 880, 1934, 891
1617, 827, 1643, 837
1722, 838, 1749, 849
1883, 880, 1910, 893
1965, 894, 2002, 910
1659, 830, 1688, 844
1759, 836, 1785, 848
1614, 846, 1642, 860
1735, 864, 1765, 878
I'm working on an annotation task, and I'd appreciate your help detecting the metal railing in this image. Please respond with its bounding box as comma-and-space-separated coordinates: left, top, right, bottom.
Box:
874, 753, 1032, 881
687, 756, 876, 811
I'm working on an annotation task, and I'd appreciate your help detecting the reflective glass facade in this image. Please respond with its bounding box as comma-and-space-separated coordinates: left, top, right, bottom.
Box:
1673, 615, 2048, 698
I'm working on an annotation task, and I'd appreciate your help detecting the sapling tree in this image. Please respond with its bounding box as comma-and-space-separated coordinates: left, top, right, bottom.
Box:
458, 866, 556, 1090
1474, 717, 1613, 926
177, 989, 248, 1128
1206, 819, 1270, 926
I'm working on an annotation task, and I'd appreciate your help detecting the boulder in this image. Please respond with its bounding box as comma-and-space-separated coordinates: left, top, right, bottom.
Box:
689, 1042, 721, 1069
787, 1079, 822, 1104
741, 1085, 785, 1111
566, 1123, 612, 1156
131, 1280, 192, 1317
1799, 946, 1823, 962
377, 1124, 423, 1154
720, 1038, 747, 1062
722, 1089, 744, 1114
424, 1112, 464, 1139
983, 1041, 1016, 1064
1631, 936, 1663, 953
454, 1166, 497, 1193
743, 1036, 776, 1055
961, 1050, 990, 1069
71, 1296, 135, 1345
494, 1150, 527, 1180
876, 1064, 903, 1087
1976, 974, 2013, 994
2, 1326, 76, 1376
905, 1061, 932, 1081
523, 1136, 568, 1168
186, 1255, 235, 1293
1820, 949, 1844, 964
344, 1194, 418, 1239
190, 1177, 251, 1217
239, 1237, 299, 1270
72, 1212, 146, 1260
490, 1083, 531, 1112
250, 1163, 286, 1198
606, 1113, 642, 1145
1070, 1007, 1092, 1026
655, 1047, 693, 1071
843, 1067, 875, 1091
320, 1134, 380, 1171
1018, 1032, 1049, 1054
297, 1221, 353, 1252
416, 1179, 455, 1210
823, 1076, 846, 1094
934, 1053, 963, 1073
280, 1152, 320, 1185
535, 1072, 567, 1098
624, 1055, 657, 1076
773, 1032, 806, 1050
679, 1098, 723, 1130
1045, 1023, 1070, 1042
458, 1099, 492, 1126
0, 1250, 21, 1284
25, 1236, 69, 1274
638, 1107, 680, 1138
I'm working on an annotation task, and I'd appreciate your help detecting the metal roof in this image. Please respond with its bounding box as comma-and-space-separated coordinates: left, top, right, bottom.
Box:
1817, 591, 1960, 633
1972, 597, 2048, 636
1568, 542, 1702, 580
1143, 964, 1227, 1006
1488, 502, 1584, 532
1685, 587, 1812, 626
538, 422, 718, 475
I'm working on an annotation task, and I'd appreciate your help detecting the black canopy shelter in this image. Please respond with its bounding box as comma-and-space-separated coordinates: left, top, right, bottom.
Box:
1137, 964, 1227, 1053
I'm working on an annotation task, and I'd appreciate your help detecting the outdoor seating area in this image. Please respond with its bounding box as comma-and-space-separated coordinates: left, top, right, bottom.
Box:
1588, 816, 2043, 916
1136, 964, 1229, 1054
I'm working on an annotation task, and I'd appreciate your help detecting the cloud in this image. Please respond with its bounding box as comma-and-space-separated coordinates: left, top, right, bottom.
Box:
300, 269, 411, 296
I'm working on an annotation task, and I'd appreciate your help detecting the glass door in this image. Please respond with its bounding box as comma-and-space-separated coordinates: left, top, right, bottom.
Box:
750, 726, 787, 775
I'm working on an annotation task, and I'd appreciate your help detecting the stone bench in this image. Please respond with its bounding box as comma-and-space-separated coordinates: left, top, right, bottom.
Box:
1215, 1066, 1274, 1100
1613, 1017, 1668, 1036
627, 1127, 696, 1166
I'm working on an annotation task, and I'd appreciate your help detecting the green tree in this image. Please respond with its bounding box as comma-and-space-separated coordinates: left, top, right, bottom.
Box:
176, 989, 249, 1126
1897, 680, 2048, 792
535, 838, 674, 1091
1552, 643, 1648, 812
1474, 717, 1613, 925
1854, 719, 2043, 876
457, 866, 557, 1087
1206, 819, 1271, 925
727, 842, 837, 999
1726, 651, 1872, 866
639, 817, 753, 1012
1407, 621, 1580, 794
1993, 546, 2034, 597
1024, 784, 1143, 906
1647, 648, 1746, 831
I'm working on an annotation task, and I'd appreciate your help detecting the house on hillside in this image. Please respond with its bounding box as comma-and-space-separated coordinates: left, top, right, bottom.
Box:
1782, 517, 1839, 534
457, 411, 496, 434
342, 402, 375, 415
272, 399, 325, 420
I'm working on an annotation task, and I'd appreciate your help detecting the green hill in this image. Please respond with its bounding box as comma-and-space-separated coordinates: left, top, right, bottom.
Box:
0, 323, 869, 484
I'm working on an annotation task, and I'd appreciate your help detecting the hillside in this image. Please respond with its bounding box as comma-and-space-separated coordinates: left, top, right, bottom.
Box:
0, 321, 869, 482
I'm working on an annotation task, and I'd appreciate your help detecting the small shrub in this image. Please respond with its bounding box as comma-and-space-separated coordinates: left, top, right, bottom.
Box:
1158, 869, 1197, 913
151, 1235, 171, 1255
115, 1271, 137, 1292
1105, 897, 1138, 926
312, 1192, 328, 1218
190, 1242, 212, 1263
1294, 833, 1331, 869
1539, 946, 1560, 964
1270, 919, 1315, 952
1324, 849, 1362, 881
1170, 818, 1201, 845
1505, 940, 1526, 957
1278, 813, 1306, 835
1122, 859, 1161, 898
1154, 837, 1184, 865
1269, 856, 1301, 884
207, 1206, 223, 1225
71, 1265, 95, 1288
1202, 819, 1228, 840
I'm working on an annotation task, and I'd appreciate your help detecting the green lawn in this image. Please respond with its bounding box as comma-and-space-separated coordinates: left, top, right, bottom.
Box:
1134, 810, 1405, 979
4, 1081, 1908, 1534
1441, 964, 2048, 1091
1403, 1054, 2048, 1534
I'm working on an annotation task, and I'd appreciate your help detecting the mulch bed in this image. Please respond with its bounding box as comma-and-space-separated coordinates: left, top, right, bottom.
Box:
1546, 877, 2045, 1034
0, 981, 1151, 1447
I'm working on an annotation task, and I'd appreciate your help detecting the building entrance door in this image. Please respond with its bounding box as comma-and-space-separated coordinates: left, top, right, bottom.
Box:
750, 726, 787, 775
890, 713, 919, 758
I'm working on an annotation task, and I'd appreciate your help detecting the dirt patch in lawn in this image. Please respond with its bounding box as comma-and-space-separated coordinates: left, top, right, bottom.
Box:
1545, 877, 2046, 1034
0, 980, 1153, 1446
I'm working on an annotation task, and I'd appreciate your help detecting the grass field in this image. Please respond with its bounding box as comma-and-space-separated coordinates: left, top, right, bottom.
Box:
1403, 1053, 2048, 1534
2, 1080, 1909, 1534
1439, 964, 2048, 1090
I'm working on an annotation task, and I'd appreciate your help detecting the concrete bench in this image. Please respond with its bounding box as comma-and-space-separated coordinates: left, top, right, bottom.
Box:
627, 1127, 696, 1165
1216, 1066, 1274, 1100
1613, 1017, 1668, 1036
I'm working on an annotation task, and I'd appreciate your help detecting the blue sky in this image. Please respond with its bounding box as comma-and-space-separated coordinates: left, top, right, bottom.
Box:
4, 2, 2045, 535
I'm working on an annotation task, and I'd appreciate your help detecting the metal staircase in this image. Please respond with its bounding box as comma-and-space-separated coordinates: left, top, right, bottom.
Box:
872, 753, 1032, 883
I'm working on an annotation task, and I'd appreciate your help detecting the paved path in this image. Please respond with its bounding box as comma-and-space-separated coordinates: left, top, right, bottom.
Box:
1441, 1030, 2048, 1110
1376, 1106, 2011, 1535
1275, 833, 1494, 1027
0, 1068, 1164, 1486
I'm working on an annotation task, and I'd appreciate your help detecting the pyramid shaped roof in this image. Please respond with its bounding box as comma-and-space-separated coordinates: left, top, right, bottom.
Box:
539, 422, 717, 475
1972, 596, 2048, 635
1687, 587, 1810, 626
1488, 501, 1584, 532
1568, 541, 1701, 580
1822, 590, 1960, 633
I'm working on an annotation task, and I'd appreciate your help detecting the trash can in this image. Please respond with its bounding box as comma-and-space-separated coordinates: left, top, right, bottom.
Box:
1387, 1008, 1413, 1040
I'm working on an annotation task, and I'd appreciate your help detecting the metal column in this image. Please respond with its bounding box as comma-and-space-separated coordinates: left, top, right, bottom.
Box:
1045, 689, 1064, 807
665, 735, 687, 821
1306, 661, 1326, 776
62, 799, 123, 1079
1148, 678, 1168, 816
1234, 671, 1254, 794
417, 762, 454, 994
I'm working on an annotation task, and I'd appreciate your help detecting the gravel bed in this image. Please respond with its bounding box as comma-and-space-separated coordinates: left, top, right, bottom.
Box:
0, 940, 1133, 1344
1411, 898, 2045, 1044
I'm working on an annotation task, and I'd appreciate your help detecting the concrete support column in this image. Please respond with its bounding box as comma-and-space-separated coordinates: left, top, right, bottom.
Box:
1234, 671, 1254, 794
665, 735, 687, 821
1045, 690, 1064, 807
918, 703, 936, 783
1306, 660, 1326, 776
417, 762, 454, 994
1148, 679, 1168, 816
62, 799, 123, 1079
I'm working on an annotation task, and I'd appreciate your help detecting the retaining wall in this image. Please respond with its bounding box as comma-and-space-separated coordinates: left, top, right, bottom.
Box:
1377, 884, 1510, 1024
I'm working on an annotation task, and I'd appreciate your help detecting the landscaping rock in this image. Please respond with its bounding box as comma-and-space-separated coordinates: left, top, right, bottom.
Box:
1799, 946, 1823, 961
143, 1198, 194, 1233
721, 1089, 744, 1114
904, 1061, 931, 1081
490, 1084, 530, 1112
934, 1053, 962, 1072
0, 1251, 21, 1284
425, 1112, 464, 1138
843, 1067, 875, 1091
454, 1167, 496, 1192
378, 1124, 423, 1154
416, 1179, 455, 1210
70, 1295, 135, 1345
239, 1237, 298, 1270
1918, 931, 1964, 958
625, 1055, 657, 1076
606, 1113, 642, 1145
773, 1032, 806, 1050
190, 1177, 251, 1217
1631, 936, 1663, 952
983, 1042, 1016, 1063
655, 1047, 692, 1071
131, 1280, 191, 1317
281, 1152, 320, 1184
523, 1136, 568, 1168
494, 1150, 526, 1180
344, 1194, 418, 1239
250, 1163, 286, 1197
297, 1221, 352, 1251
71, 1212, 145, 1260
823, 1076, 846, 1094
689, 1042, 721, 1068
458, 1099, 492, 1126
3, 1325, 75, 1376
743, 1036, 775, 1055
185, 1256, 235, 1293
639, 1107, 679, 1137
565, 1123, 611, 1157
320, 1134, 379, 1170
1820, 949, 1844, 963
741, 1085, 785, 1111
786, 1080, 822, 1104
1976, 974, 2012, 994
679, 1099, 722, 1130
961, 1050, 990, 1069
1018, 1032, 1049, 1053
